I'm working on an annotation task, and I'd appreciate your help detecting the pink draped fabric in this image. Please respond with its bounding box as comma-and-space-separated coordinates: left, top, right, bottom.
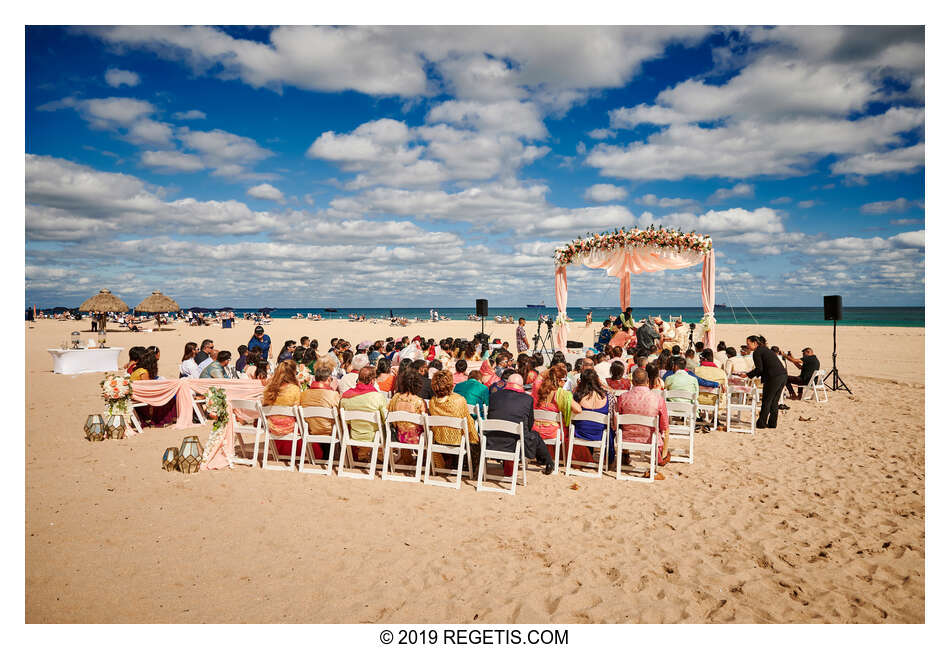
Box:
554, 265, 568, 350
191, 380, 266, 471
554, 245, 715, 351
129, 379, 188, 435
701, 251, 716, 346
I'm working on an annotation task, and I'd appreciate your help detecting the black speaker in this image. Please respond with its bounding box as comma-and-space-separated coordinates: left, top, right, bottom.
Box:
824, 295, 842, 321
475, 299, 488, 317
566, 340, 583, 349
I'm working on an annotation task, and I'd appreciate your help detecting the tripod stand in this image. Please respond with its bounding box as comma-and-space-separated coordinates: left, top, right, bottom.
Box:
823, 319, 851, 393
532, 319, 555, 358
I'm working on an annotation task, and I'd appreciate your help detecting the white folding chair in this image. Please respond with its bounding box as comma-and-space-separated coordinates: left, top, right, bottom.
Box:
296, 405, 341, 475
614, 414, 658, 482
190, 388, 208, 424
128, 401, 147, 435
532, 409, 563, 472
801, 369, 829, 403
382, 411, 427, 483
231, 399, 265, 467
477, 419, 527, 495
565, 411, 610, 479
261, 405, 303, 471
466, 403, 484, 436
665, 401, 695, 464
696, 385, 720, 428
726, 379, 757, 435
423, 415, 473, 489
338, 408, 384, 480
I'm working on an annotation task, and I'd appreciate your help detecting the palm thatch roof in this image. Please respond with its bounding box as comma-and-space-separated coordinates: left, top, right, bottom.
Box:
79, 289, 129, 313
135, 290, 180, 313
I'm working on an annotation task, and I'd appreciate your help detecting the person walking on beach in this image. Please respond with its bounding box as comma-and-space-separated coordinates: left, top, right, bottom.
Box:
516, 318, 529, 353
739, 335, 787, 429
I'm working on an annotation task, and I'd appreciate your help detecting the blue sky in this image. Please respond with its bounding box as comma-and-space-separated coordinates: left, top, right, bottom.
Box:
25, 26, 925, 308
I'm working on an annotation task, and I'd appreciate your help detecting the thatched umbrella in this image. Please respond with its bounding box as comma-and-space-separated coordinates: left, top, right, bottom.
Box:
80, 289, 129, 332
135, 290, 180, 330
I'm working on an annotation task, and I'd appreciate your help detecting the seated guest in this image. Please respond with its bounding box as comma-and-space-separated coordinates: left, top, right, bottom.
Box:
722, 347, 741, 376
298, 364, 341, 461
277, 340, 297, 363
618, 368, 671, 477
453, 359, 470, 385
428, 370, 480, 470
262, 360, 303, 457
411, 359, 433, 399
714, 341, 729, 368
367, 341, 383, 364
570, 369, 616, 465
593, 352, 612, 382
375, 357, 395, 393
487, 373, 556, 474
387, 370, 428, 465
179, 342, 200, 378
664, 357, 699, 402
234, 344, 249, 374
694, 348, 727, 408
340, 367, 389, 461
299, 336, 310, 352
783, 348, 820, 399
455, 369, 490, 415
594, 319, 614, 352
126, 347, 149, 380
738, 344, 756, 372
194, 339, 215, 368
646, 345, 660, 363
606, 360, 632, 391
200, 350, 233, 379
252, 357, 270, 383
427, 359, 443, 380
565, 357, 594, 392
646, 363, 664, 392
608, 325, 633, 351
684, 348, 699, 371
518, 357, 538, 387
336, 350, 359, 393
532, 364, 581, 447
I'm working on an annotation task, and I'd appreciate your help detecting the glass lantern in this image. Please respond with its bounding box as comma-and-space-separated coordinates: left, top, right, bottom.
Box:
104, 414, 126, 440
98, 328, 107, 348
71, 331, 80, 349
162, 447, 180, 471
84, 415, 106, 441
177, 435, 204, 473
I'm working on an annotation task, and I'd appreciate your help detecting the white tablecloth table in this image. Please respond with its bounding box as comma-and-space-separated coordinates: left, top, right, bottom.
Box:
47, 347, 124, 375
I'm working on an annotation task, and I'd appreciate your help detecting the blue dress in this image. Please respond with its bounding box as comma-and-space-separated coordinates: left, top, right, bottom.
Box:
572, 397, 616, 463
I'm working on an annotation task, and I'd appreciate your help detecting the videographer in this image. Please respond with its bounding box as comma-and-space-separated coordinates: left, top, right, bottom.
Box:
782, 347, 820, 400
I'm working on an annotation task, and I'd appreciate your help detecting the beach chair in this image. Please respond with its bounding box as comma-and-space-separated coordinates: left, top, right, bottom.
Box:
231, 399, 266, 467
296, 405, 341, 476
696, 385, 720, 429
477, 419, 527, 495
565, 411, 610, 479
726, 379, 757, 435
128, 400, 147, 435
190, 388, 208, 425
381, 411, 427, 483
423, 415, 473, 490
665, 400, 696, 464
533, 409, 563, 472
261, 405, 303, 471
801, 369, 829, 403
337, 408, 384, 480
614, 414, 658, 482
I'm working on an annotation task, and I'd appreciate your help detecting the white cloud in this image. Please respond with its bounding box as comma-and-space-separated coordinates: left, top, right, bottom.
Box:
141, 150, 206, 172
797, 200, 817, 208
425, 100, 547, 138
104, 68, 141, 88
587, 128, 616, 140
771, 196, 792, 204
860, 197, 924, 214
635, 194, 700, 209
35, 96, 176, 148
247, 183, 285, 203
177, 127, 274, 176
584, 183, 627, 202
172, 109, 207, 120
831, 143, 924, 176
709, 183, 754, 202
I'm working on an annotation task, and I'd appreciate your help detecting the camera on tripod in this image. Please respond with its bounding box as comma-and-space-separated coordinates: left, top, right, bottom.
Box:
538, 315, 553, 330
472, 332, 490, 347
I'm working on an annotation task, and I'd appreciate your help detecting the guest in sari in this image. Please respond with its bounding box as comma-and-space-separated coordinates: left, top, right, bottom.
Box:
340, 367, 388, 461
532, 364, 581, 447
453, 359, 470, 385
617, 368, 670, 478
262, 361, 302, 458
299, 364, 340, 461
605, 360, 632, 391
127, 347, 149, 381
387, 370, 427, 465
428, 370, 479, 470
478, 359, 500, 388
571, 369, 617, 464
454, 369, 490, 416
375, 357, 396, 393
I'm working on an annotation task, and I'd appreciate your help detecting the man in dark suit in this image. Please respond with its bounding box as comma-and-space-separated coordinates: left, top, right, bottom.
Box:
740, 335, 787, 428
486, 373, 555, 474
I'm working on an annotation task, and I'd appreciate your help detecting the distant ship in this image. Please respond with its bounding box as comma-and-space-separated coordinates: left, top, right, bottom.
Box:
526, 302, 546, 308
714, 303, 727, 309
323, 308, 338, 312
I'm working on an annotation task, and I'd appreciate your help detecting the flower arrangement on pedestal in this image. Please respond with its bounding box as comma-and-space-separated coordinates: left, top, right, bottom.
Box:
200, 386, 229, 468
100, 373, 131, 416
554, 225, 712, 266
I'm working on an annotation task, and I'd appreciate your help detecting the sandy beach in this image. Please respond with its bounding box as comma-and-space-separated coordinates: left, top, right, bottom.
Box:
25, 317, 924, 623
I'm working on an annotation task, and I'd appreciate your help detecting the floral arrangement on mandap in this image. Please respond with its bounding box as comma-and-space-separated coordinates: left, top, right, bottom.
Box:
100, 373, 131, 415
554, 225, 712, 266
200, 386, 230, 468
296, 366, 313, 391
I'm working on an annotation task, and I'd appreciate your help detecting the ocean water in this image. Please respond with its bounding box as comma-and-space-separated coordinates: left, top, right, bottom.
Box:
251, 306, 924, 328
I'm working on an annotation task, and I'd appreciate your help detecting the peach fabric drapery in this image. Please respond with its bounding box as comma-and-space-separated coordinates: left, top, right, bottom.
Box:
554, 247, 715, 351
129, 378, 265, 470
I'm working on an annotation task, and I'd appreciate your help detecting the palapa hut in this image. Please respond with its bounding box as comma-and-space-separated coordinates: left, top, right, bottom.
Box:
135, 290, 180, 330
79, 289, 129, 332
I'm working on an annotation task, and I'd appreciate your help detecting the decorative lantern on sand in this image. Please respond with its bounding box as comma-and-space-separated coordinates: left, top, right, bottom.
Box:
71, 331, 80, 349
104, 414, 126, 440
98, 328, 107, 348
177, 436, 204, 473
84, 415, 106, 441
162, 447, 180, 471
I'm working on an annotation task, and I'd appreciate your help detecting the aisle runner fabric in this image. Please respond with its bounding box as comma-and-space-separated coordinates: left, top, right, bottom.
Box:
130, 379, 265, 471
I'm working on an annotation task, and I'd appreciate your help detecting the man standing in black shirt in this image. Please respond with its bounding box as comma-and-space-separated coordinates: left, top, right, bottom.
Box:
739, 335, 787, 429
783, 348, 820, 399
